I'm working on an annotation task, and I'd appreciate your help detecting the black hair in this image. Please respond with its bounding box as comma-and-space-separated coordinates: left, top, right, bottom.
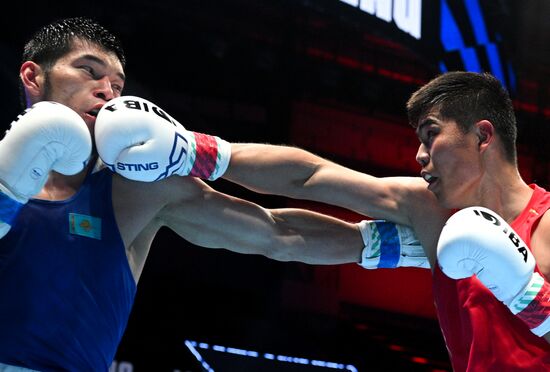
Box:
19, 17, 125, 108
407, 71, 517, 164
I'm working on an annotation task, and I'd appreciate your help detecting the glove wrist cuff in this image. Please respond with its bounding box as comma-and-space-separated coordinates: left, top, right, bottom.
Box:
510, 272, 550, 336
358, 220, 429, 269
182, 132, 231, 180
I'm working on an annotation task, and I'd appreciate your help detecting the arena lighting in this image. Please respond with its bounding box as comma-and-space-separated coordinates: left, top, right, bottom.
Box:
338, 0, 422, 39
336, 0, 514, 91
185, 340, 359, 371
439, 0, 514, 91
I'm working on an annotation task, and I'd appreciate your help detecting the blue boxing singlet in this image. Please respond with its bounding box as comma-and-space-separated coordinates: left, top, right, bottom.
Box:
0, 166, 136, 371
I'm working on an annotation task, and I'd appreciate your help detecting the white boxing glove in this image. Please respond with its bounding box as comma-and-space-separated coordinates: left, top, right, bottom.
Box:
0, 101, 92, 238
437, 206, 550, 337
357, 220, 429, 269
95, 96, 231, 182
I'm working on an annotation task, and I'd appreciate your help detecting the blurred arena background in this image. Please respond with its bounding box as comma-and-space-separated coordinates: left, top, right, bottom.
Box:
1, 1, 549, 370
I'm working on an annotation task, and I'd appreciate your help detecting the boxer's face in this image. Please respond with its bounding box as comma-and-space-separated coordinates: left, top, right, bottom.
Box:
41, 38, 125, 132
416, 110, 483, 208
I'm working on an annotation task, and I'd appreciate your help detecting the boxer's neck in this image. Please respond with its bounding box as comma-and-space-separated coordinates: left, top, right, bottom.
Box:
475, 164, 533, 223
34, 162, 92, 201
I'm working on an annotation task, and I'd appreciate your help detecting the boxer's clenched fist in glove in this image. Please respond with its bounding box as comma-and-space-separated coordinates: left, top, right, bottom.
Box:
0, 102, 92, 238
95, 96, 231, 182
437, 206, 550, 337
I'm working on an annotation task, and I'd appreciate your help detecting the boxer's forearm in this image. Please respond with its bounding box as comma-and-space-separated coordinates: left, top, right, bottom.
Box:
226, 143, 423, 226
156, 181, 364, 265
225, 143, 323, 198
267, 208, 364, 264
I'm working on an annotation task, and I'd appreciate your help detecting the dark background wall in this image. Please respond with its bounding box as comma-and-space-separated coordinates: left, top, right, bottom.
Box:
1, 1, 550, 371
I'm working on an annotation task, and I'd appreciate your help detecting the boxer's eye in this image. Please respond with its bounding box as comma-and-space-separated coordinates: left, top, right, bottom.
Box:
80, 65, 95, 77
112, 85, 123, 95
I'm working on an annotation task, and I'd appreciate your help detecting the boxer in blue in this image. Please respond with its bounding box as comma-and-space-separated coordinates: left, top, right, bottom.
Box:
0, 17, 424, 371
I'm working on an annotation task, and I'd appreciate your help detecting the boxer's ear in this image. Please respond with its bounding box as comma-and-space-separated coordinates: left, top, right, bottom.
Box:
474, 120, 494, 150
20, 61, 45, 106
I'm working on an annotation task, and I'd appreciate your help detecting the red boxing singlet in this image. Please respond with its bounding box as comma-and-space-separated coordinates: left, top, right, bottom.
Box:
433, 184, 550, 371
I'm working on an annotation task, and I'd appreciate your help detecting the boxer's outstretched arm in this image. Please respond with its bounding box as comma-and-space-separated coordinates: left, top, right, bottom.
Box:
155, 178, 429, 268
93, 96, 443, 231
225, 144, 450, 266
225, 144, 439, 226
95, 96, 444, 268
156, 177, 364, 265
